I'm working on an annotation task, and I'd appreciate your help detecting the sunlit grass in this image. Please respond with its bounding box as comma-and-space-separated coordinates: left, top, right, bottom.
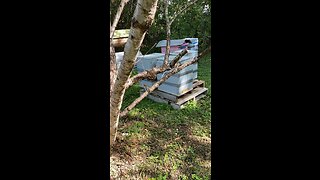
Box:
112, 53, 212, 179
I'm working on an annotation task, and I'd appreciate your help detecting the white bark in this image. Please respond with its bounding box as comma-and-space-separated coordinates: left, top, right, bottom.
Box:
163, 0, 171, 66
110, 41, 117, 97
110, 0, 159, 147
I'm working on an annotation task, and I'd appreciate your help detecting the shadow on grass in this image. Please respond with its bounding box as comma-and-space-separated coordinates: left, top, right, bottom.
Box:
111, 53, 212, 179
111, 102, 211, 179
144, 118, 211, 179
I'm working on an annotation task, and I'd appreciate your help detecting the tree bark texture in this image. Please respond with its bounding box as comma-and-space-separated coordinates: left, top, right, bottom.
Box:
124, 49, 188, 90
110, 0, 159, 147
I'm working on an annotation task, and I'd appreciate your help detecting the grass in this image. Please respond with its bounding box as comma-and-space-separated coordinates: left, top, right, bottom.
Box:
111, 53, 211, 180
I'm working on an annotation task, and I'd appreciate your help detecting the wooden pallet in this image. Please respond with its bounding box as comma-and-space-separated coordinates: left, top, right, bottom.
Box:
141, 80, 208, 109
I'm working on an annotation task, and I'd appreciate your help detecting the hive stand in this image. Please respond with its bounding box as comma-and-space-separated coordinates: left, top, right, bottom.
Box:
140, 80, 208, 109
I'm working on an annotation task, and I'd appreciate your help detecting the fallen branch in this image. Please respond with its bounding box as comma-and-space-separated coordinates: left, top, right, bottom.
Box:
163, 0, 171, 66
124, 49, 188, 89
120, 46, 211, 117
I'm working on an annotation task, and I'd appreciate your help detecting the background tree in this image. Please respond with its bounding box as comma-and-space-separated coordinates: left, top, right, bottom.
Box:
111, 0, 211, 53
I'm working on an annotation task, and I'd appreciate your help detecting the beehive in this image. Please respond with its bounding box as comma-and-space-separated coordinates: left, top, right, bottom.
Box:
155, 55, 195, 96
135, 53, 165, 72
172, 49, 198, 80
156, 39, 185, 53
114, 51, 142, 70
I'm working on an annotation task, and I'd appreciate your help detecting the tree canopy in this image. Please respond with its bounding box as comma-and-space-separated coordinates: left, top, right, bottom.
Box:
110, 0, 211, 53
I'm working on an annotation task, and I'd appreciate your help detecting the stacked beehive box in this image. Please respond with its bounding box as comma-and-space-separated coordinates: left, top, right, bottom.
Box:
139, 38, 199, 96
155, 55, 195, 96
139, 55, 195, 96
136, 53, 165, 73
171, 49, 198, 80
121, 37, 205, 109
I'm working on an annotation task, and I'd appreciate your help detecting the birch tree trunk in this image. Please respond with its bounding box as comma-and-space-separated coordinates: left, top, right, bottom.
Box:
110, 0, 159, 147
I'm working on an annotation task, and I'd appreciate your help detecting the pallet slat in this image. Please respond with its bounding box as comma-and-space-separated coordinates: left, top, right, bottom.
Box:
150, 90, 178, 102
147, 80, 205, 102
192, 80, 205, 88
140, 79, 208, 109
176, 87, 208, 105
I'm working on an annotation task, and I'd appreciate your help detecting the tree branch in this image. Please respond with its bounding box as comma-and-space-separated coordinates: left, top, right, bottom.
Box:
110, 0, 159, 146
161, 0, 199, 67
124, 49, 188, 89
120, 46, 211, 117
163, 0, 171, 67
110, 0, 130, 39
169, 0, 199, 25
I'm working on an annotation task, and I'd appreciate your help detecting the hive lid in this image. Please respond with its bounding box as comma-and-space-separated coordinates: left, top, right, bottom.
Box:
156, 39, 185, 47
156, 55, 190, 63
156, 38, 198, 47
173, 49, 198, 55
115, 51, 143, 57
137, 53, 164, 59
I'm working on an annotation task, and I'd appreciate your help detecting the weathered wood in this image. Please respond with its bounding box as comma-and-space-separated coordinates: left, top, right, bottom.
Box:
150, 89, 178, 102
146, 93, 170, 104
147, 80, 205, 102
112, 38, 128, 47
174, 93, 207, 109
192, 79, 205, 88
176, 87, 207, 105
112, 29, 130, 47
141, 84, 208, 109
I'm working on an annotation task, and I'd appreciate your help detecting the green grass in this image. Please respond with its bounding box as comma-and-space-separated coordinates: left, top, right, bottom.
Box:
111, 53, 211, 180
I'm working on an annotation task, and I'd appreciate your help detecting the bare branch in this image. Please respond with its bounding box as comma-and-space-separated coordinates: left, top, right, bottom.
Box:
169, 49, 188, 68
120, 46, 211, 117
110, 0, 130, 39
169, 0, 199, 25
161, 0, 199, 67
124, 49, 188, 89
163, 0, 171, 67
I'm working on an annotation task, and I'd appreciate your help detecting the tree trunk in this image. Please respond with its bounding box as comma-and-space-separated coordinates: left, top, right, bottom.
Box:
110, 0, 159, 148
